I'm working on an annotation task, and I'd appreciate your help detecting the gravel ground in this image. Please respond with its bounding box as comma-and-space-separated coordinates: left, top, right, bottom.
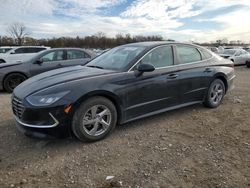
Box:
0, 67, 249, 188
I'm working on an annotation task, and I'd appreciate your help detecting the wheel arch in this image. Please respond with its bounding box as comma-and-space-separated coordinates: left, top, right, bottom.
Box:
213, 73, 228, 93
72, 90, 123, 124
0, 59, 6, 63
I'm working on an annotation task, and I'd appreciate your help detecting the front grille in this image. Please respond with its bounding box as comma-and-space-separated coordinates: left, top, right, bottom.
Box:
12, 96, 25, 119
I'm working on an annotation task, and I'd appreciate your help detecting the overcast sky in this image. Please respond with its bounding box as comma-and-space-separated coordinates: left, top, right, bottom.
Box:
0, 0, 250, 42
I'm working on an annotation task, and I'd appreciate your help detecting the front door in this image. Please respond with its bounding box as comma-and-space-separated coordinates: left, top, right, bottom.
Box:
29, 50, 66, 76
61, 50, 91, 67
122, 45, 181, 121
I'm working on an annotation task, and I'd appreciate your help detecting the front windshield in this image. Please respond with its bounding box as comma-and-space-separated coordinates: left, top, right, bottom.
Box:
223, 49, 236, 55
0, 48, 12, 53
87, 46, 146, 71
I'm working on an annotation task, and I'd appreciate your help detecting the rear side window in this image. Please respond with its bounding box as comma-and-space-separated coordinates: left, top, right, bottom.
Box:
27, 48, 46, 53
176, 45, 202, 64
67, 50, 90, 60
199, 48, 212, 60
14, 48, 28, 54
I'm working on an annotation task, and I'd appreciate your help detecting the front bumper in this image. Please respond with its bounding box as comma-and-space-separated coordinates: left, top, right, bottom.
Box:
13, 103, 73, 138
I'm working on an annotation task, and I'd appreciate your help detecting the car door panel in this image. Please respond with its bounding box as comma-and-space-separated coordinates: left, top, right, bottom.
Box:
29, 61, 64, 76
176, 65, 212, 103
60, 58, 91, 67
116, 67, 181, 121
29, 50, 66, 76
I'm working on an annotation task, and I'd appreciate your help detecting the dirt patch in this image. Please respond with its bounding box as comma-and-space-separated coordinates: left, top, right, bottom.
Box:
0, 67, 249, 188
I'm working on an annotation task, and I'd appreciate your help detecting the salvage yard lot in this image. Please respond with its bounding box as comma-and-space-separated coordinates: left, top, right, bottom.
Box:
0, 67, 249, 188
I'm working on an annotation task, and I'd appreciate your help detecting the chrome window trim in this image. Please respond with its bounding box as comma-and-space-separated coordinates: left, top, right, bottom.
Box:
128, 44, 214, 72
14, 113, 59, 128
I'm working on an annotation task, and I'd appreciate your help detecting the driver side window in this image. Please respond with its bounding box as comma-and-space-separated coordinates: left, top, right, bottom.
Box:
141, 46, 173, 68
40, 51, 64, 62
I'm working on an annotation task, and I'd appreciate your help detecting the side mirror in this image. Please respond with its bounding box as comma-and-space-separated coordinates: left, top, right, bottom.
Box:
137, 63, 155, 72
34, 59, 43, 65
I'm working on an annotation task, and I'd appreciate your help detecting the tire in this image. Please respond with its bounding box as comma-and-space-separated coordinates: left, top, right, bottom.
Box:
0, 59, 5, 63
72, 96, 117, 142
247, 61, 250, 68
3, 73, 27, 93
203, 79, 225, 108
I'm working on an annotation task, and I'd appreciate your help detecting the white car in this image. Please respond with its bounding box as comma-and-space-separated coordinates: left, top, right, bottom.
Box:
0, 46, 50, 64
219, 49, 250, 65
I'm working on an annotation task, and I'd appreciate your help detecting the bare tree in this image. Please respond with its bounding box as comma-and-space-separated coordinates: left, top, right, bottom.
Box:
7, 22, 29, 45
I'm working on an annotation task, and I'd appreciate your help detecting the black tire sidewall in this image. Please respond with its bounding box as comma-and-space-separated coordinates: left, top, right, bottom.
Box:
3, 73, 26, 93
72, 97, 117, 142
246, 61, 250, 68
205, 79, 225, 108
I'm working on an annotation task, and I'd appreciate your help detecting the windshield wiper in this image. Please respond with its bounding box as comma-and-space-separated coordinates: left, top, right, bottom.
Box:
86, 65, 104, 69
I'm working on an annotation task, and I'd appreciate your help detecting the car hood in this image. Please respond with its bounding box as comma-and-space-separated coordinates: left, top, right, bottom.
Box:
0, 62, 22, 68
14, 66, 117, 99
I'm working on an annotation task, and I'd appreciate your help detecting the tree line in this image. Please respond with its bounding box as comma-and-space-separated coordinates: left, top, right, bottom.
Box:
0, 32, 165, 49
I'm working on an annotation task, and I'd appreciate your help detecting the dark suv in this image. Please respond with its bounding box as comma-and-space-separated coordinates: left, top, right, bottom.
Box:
0, 48, 96, 92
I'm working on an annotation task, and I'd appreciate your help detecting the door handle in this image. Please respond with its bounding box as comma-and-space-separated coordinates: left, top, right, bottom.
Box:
204, 68, 213, 73
167, 74, 178, 79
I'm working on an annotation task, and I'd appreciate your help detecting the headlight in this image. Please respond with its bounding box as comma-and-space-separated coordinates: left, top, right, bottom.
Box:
26, 91, 70, 106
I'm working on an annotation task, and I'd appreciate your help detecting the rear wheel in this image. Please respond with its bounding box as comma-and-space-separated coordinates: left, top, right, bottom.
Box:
3, 73, 27, 93
203, 79, 225, 108
72, 97, 117, 142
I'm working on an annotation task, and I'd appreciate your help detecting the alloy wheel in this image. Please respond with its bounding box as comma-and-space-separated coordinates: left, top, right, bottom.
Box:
82, 105, 112, 136
210, 83, 224, 105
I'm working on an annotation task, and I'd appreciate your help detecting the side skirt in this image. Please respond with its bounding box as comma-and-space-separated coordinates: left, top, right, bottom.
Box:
122, 101, 202, 124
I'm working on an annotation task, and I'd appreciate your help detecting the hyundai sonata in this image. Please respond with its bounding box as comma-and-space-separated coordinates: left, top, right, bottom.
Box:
12, 42, 235, 142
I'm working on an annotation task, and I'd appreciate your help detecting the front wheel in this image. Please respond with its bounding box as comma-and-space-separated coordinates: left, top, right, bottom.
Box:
72, 97, 117, 142
203, 79, 225, 108
3, 73, 27, 93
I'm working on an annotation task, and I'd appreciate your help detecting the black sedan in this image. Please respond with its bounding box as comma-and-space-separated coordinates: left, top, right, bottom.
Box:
0, 48, 96, 92
12, 42, 235, 142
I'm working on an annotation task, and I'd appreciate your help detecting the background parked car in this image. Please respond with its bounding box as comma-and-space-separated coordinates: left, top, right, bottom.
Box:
0, 46, 50, 64
243, 47, 250, 53
0, 48, 96, 92
219, 49, 250, 65
0, 46, 14, 54
206, 47, 219, 53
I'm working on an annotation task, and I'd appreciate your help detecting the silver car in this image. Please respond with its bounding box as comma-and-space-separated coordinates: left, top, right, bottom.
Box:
0, 48, 96, 92
219, 49, 250, 65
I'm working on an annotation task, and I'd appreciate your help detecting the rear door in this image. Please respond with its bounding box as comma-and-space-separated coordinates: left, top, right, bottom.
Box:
29, 50, 66, 76
61, 50, 91, 67
174, 45, 212, 104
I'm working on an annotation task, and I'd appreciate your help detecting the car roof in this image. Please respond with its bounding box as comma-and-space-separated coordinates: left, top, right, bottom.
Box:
0, 46, 14, 48
46, 48, 87, 51
10, 46, 50, 49
122, 41, 201, 49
